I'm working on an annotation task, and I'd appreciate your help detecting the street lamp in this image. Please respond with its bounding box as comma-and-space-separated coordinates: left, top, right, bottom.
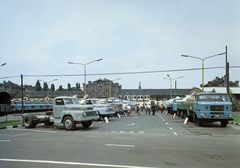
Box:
164, 75, 183, 98
68, 59, 103, 96
181, 52, 225, 92
0, 63, 6, 67
109, 78, 121, 98
39, 79, 58, 100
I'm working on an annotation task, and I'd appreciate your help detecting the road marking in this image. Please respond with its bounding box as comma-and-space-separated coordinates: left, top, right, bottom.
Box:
165, 122, 168, 125
163, 119, 165, 121
120, 131, 125, 133
0, 158, 158, 168
0, 140, 11, 142
169, 127, 173, 130
173, 132, 178, 136
105, 144, 134, 147
12, 129, 57, 133
127, 131, 133, 134
139, 131, 144, 134
127, 123, 135, 126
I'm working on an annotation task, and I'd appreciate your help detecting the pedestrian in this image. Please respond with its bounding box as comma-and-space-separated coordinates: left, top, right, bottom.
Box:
135, 104, 137, 114
127, 104, 131, 116
160, 104, 164, 113
147, 104, 151, 115
151, 103, 156, 115
137, 104, 140, 115
145, 103, 148, 115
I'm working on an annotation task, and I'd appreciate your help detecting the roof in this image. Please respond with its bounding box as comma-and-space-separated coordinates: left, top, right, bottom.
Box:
203, 87, 240, 94
119, 89, 191, 95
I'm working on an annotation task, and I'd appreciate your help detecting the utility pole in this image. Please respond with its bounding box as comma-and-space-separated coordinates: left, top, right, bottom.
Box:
226, 46, 229, 94
21, 74, 24, 114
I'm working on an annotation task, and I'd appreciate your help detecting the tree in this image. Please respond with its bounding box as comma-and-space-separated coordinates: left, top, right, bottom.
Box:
43, 82, 48, 91
68, 83, 73, 91
35, 80, 42, 91
76, 82, 81, 90
51, 84, 55, 91
58, 85, 63, 91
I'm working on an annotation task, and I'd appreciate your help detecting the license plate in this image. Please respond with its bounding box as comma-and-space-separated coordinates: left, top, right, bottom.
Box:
215, 115, 220, 117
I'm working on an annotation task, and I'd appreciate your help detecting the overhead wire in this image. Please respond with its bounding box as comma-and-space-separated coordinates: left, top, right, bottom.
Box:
0, 66, 239, 79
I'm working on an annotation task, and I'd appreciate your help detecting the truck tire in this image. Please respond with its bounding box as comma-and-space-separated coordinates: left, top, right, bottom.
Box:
189, 115, 193, 122
23, 115, 36, 128
196, 118, 203, 126
63, 116, 76, 130
221, 121, 228, 127
81, 121, 92, 128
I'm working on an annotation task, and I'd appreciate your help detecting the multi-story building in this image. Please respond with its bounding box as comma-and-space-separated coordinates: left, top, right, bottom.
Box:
83, 78, 121, 98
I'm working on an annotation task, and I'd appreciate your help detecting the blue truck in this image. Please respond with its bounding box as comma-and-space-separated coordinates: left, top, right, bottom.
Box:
177, 92, 233, 127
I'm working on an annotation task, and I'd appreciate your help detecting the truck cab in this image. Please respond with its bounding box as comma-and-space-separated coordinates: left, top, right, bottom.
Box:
85, 98, 115, 120
49, 96, 99, 130
193, 92, 233, 127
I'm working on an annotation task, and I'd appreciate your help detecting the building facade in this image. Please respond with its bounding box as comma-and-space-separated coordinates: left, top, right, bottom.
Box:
83, 78, 122, 98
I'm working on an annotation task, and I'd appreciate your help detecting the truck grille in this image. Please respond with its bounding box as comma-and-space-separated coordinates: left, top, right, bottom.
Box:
210, 105, 224, 111
86, 111, 96, 116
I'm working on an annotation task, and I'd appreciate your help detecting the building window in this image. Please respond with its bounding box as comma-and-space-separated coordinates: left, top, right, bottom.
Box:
98, 83, 103, 92
91, 86, 95, 93
105, 85, 109, 92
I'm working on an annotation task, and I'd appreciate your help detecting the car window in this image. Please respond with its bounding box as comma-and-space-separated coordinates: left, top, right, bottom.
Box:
56, 99, 64, 105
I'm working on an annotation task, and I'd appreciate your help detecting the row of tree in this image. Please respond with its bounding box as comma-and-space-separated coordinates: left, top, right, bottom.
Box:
34, 80, 82, 92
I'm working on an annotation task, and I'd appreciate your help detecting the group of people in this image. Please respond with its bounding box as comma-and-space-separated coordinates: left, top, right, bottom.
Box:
127, 104, 140, 116
127, 103, 165, 116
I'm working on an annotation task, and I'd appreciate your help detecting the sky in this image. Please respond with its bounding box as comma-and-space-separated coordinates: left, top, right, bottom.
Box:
0, 0, 240, 90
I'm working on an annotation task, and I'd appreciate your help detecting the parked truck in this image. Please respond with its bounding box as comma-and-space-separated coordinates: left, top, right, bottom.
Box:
85, 98, 115, 120
177, 92, 233, 127
23, 96, 99, 130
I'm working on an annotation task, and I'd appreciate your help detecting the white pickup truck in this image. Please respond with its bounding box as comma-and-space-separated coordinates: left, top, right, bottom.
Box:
85, 99, 115, 120
23, 96, 99, 130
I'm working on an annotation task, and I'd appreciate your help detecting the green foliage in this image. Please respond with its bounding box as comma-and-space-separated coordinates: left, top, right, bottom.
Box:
35, 80, 42, 91
233, 115, 240, 123
68, 83, 73, 91
0, 119, 23, 127
43, 82, 48, 91
51, 84, 55, 91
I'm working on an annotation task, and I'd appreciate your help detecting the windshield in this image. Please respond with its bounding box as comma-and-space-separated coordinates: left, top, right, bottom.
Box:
92, 100, 101, 104
198, 94, 231, 102
64, 98, 80, 105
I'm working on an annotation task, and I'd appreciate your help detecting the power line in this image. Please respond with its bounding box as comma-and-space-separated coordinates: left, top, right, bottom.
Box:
0, 66, 239, 79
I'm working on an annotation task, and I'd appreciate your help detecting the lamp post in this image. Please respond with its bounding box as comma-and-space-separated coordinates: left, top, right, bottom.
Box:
0, 63, 6, 67
164, 75, 183, 98
39, 79, 58, 100
109, 78, 121, 98
68, 59, 103, 96
181, 52, 225, 92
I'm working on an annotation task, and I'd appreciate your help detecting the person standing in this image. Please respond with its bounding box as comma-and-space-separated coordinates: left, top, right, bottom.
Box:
127, 104, 131, 116
137, 104, 140, 115
145, 103, 148, 115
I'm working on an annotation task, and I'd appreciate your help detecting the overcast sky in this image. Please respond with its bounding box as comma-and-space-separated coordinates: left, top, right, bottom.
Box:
0, 0, 239, 90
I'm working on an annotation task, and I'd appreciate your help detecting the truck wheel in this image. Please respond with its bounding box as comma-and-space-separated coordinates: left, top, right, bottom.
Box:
81, 121, 92, 128
221, 121, 228, 127
189, 115, 193, 122
23, 115, 35, 128
63, 116, 76, 130
196, 118, 203, 126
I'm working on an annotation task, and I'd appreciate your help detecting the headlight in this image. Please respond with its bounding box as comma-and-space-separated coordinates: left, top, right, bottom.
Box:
201, 113, 206, 118
83, 112, 86, 117
228, 114, 232, 118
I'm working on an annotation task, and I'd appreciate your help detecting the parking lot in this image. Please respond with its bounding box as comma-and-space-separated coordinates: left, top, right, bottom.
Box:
1, 111, 240, 168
